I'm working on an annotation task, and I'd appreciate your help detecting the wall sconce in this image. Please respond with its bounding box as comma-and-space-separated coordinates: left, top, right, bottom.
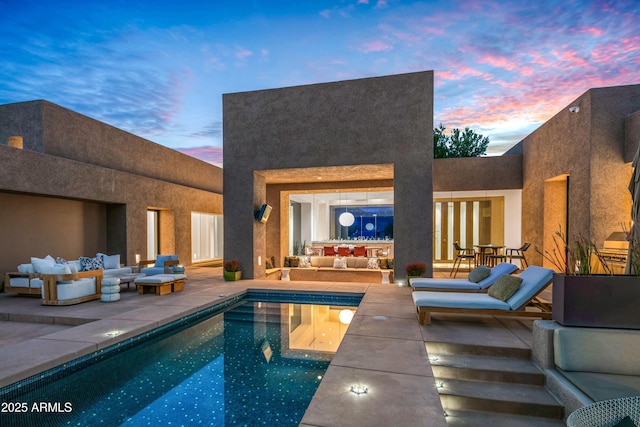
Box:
569, 106, 580, 113
135, 254, 141, 264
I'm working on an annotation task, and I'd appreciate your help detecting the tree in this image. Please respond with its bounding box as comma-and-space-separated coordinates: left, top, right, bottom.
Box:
434, 123, 490, 158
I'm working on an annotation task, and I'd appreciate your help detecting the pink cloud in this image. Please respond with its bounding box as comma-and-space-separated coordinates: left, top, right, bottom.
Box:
235, 48, 253, 59
360, 40, 392, 53
178, 146, 223, 166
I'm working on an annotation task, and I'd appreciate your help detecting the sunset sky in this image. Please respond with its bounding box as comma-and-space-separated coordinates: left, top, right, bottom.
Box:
1, 0, 638, 166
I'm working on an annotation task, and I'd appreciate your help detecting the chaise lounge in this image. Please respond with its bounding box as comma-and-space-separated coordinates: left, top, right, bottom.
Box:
412, 265, 554, 325
410, 262, 518, 292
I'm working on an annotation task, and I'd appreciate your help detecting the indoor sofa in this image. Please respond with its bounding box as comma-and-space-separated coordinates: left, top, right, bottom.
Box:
284, 255, 394, 283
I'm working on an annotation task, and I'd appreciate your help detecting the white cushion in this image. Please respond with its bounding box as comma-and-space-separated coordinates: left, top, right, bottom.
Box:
367, 258, 380, 269
55, 278, 96, 301
40, 264, 72, 275
333, 257, 348, 269
31, 256, 55, 273
98, 253, 121, 270
17, 263, 35, 274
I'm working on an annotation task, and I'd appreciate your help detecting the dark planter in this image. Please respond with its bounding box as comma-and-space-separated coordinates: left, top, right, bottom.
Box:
552, 273, 640, 329
223, 271, 242, 281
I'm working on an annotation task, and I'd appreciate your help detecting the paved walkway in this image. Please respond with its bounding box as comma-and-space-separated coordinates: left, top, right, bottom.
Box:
0, 266, 540, 426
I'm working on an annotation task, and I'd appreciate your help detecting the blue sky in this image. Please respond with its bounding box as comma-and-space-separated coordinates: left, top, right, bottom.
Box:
1, 0, 638, 166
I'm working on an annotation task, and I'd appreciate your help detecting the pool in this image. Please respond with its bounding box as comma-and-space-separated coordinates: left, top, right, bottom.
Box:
0, 291, 362, 427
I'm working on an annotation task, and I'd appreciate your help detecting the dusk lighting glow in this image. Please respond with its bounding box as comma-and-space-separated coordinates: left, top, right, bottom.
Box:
1, 1, 638, 167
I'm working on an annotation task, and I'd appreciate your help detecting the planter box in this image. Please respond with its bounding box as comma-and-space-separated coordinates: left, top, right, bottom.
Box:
552, 273, 640, 329
223, 271, 242, 281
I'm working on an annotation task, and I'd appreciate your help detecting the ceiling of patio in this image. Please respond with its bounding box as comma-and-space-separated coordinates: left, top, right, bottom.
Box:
255, 164, 394, 184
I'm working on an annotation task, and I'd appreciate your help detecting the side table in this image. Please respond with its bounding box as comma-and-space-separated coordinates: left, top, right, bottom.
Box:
101, 277, 121, 302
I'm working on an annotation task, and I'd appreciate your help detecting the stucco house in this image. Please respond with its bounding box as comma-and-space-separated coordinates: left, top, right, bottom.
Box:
1, 74, 639, 285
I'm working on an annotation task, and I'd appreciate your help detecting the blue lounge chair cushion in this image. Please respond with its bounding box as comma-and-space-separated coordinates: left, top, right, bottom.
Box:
410, 262, 518, 291
412, 265, 554, 311
412, 291, 511, 310
505, 266, 553, 310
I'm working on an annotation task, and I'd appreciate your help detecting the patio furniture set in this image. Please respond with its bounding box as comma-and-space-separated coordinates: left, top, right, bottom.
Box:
4, 253, 186, 305
451, 241, 530, 277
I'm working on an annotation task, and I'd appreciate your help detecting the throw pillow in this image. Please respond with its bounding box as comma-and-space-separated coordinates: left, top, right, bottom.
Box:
265, 257, 274, 269
367, 258, 380, 269
289, 257, 299, 267
386, 258, 394, 269
31, 256, 56, 273
298, 256, 311, 268
468, 265, 491, 283
98, 253, 120, 270
18, 263, 36, 274
333, 257, 348, 269
488, 275, 523, 301
55, 256, 67, 264
379, 258, 388, 269
79, 256, 104, 272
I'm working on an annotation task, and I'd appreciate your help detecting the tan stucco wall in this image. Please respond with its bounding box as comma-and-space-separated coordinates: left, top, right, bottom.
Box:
0, 101, 223, 280
224, 72, 434, 280
625, 109, 640, 162
0, 100, 222, 194
522, 84, 640, 266
433, 156, 522, 191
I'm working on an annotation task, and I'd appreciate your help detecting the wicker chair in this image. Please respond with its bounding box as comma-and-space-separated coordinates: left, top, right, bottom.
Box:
566, 396, 640, 427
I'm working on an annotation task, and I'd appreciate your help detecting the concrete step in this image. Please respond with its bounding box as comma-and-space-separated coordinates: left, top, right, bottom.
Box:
430, 354, 545, 385
437, 378, 564, 419
426, 340, 531, 359
444, 409, 566, 426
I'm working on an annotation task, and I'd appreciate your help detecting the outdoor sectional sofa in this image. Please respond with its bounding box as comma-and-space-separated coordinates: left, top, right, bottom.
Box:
4, 253, 131, 305
283, 255, 394, 283
533, 321, 640, 416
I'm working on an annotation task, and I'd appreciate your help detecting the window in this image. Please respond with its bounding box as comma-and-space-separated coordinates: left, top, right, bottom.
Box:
191, 212, 223, 262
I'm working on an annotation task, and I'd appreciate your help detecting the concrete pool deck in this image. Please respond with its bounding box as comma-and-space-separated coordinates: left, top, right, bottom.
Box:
0, 266, 547, 426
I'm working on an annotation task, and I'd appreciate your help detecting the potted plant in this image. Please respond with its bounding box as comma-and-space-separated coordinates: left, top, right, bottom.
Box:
223, 259, 242, 281
539, 227, 640, 329
405, 262, 427, 287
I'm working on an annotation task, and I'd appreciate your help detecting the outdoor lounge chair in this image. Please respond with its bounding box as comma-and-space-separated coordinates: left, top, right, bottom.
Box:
410, 262, 518, 292
412, 265, 554, 325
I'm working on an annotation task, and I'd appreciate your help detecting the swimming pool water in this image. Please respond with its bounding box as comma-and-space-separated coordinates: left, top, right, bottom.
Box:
0, 292, 361, 427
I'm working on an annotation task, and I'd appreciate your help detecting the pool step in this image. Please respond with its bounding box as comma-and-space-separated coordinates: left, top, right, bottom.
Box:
430, 354, 545, 385
223, 303, 286, 323
426, 341, 564, 424
443, 409, 566, 426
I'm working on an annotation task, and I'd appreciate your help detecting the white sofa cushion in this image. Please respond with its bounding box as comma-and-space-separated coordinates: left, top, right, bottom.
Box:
55, 278, 96, 301
103, 267, 133, 278
554, 328, 640, 376
97, 253, 121, 270
31, 256, 55, 273
17, 263, 36, 274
